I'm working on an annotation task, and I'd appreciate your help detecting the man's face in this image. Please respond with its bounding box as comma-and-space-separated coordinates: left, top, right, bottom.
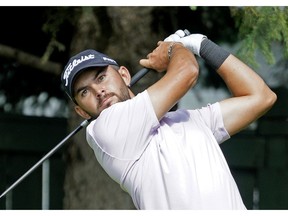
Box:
73, 65, 131, 119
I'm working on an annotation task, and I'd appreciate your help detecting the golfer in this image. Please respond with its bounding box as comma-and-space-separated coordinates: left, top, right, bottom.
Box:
61, 30, 276, 209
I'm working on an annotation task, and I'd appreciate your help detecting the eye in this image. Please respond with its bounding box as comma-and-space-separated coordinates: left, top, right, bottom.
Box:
95, 69, 107, 83
98, 74, 105, 81
81, 89, 88, 97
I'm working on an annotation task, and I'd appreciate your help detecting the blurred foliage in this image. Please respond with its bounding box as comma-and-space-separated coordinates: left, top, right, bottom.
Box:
231, 6, 288, 68
0, 6, 287, 116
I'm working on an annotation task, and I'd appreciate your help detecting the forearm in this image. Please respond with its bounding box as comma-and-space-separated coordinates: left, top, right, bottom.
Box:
140, 42, 199, 120
200, 39, 275, 101
149, 43, 199, 119
165, 43, 199, 93
217, 54, 269, 97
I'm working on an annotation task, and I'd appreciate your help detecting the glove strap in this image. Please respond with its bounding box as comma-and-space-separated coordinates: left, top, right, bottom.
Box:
200, 39, 230, 70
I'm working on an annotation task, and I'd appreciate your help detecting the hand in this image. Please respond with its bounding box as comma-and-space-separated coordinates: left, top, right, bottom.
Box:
139, 41, 173, 72
164, 29, 207, 57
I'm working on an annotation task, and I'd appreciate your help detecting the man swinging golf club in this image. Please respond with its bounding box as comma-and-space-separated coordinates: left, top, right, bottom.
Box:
61, 29, 276, 209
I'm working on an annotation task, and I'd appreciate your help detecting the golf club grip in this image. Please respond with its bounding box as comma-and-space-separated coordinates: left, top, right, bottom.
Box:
130, 29, 190, 87
130, 67, 149, 86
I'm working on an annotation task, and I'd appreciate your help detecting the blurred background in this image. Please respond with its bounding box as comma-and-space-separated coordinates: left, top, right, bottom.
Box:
0, 6, 287, 210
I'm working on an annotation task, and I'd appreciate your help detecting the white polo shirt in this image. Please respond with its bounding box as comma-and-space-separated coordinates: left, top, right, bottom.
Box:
86, 90, 246, 210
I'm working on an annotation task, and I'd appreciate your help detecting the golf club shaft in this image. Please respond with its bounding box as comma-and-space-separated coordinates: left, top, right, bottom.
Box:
0, 67, 151, 199
0, 120, 89, 199
0, 29, 191, 199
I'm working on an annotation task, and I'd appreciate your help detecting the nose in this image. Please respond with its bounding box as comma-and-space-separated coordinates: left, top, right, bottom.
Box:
92, 83, 105, 99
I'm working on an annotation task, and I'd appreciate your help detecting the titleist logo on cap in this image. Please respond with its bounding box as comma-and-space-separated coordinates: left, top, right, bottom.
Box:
63, 54, 95, 87
62, 52, 117, 87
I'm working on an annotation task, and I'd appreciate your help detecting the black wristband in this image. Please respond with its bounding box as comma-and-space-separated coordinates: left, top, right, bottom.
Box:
199, 39, 230, 70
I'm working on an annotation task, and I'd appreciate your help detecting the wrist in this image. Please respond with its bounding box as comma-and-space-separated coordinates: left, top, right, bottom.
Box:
199, 39, 230, 70
167, 42, 183, 60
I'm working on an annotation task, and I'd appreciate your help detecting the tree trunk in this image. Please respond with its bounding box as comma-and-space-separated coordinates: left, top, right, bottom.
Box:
62, 7, 158, 209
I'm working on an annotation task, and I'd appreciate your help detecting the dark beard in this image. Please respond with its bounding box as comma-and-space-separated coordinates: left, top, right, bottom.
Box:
88, 86, 131, 119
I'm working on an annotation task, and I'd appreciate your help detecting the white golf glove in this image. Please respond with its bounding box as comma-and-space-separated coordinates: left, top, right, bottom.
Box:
164, 29, 207, 57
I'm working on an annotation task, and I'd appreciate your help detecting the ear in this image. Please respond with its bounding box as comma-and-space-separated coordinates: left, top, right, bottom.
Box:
118, 66, 131, 86
74, 105, 91, 120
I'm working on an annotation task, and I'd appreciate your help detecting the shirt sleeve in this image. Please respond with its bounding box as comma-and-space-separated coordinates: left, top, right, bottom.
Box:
87, 90, 159, 160
197, 102, 230, 144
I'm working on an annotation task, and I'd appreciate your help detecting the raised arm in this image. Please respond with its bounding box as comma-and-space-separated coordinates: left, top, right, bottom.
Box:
139, 41, 199, 120
165, 30, 277, 136
216, 54, 277, 135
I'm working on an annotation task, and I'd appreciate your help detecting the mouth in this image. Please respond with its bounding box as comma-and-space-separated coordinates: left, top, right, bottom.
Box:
99, 94, 114, 109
